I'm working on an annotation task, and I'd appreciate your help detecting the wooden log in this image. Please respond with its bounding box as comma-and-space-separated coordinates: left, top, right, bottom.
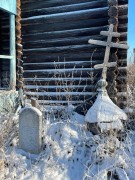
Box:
23, 51, 105, 64
22, 1, 108, 18
118, 25, 128, 33
27, 99, 85, 105
25, 92, 96, 101
118, 15, 128, 25
23, 67, 102, 79
22, 7, 108, 25
118, 5, 128, 16
24, 77, 99, 86
24, 85, 95, 93
23, 44, 104, 55
22, 17, 108, 34
118, 0, 128, 5
23, 60, 104, 70
21, 0, 107, 10
24, 83, 127, 93
22, 26, 108, 41
22, 36, 106, 49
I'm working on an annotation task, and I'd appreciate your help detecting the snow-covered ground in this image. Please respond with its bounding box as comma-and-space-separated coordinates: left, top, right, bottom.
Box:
0, 106, 135, 180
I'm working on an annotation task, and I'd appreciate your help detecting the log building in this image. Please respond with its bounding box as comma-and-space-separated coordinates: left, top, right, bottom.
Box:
0, 0, 128, 112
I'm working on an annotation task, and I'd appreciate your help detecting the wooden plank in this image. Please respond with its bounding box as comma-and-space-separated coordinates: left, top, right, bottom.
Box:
100, 31, 120, 37
88, 39, 107, 47
94, 62, 117, 69
0, 0, 16, 15
111, 42, 128, 49
10, 14, 16, 90
0, 55, 13, 59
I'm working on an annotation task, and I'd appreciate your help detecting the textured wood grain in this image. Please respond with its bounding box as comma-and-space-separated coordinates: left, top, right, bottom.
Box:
20, 0, 128, 108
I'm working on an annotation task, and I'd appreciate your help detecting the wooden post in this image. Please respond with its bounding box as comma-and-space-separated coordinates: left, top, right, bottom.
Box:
31, 98, 38, 108
10, 14, 16, 90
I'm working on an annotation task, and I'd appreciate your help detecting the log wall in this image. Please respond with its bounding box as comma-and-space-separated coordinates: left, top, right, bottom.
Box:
20, 0, 128, 111
0, 0, 128, 112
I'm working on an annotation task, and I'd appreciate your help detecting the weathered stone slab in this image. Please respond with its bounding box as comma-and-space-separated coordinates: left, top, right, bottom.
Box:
19, 107, 42, 154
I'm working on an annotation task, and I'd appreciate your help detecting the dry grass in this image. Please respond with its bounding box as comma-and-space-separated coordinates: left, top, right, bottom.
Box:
127, 63, 135, 89
126, 63, 135, 111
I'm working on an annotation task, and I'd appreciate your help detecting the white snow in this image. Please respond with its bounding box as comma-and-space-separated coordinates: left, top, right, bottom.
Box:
85, 89, 127, 131
19, 106, 42, 117
0, 105, 135, 180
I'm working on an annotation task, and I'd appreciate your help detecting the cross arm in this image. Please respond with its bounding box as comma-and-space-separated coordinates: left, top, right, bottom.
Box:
88, 39, 107, 47
0, 55, 13, 59
111, 42, 129, 49
100, 31, 120, 37
94, 62, 117, 69
88, 39, 129, 50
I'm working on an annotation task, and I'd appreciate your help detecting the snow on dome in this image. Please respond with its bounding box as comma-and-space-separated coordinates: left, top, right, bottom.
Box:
85, 92, 127, 124
85, 79, 127, 131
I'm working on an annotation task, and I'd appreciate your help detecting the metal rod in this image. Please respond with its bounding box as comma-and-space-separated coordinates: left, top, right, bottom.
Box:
10, 14, 16, 90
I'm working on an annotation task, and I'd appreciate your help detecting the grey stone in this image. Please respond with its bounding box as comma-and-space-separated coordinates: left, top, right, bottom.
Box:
19, 107, 42, 154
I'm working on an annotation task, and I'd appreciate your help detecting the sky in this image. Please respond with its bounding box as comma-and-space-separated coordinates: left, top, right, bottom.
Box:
128, 0, 135, 61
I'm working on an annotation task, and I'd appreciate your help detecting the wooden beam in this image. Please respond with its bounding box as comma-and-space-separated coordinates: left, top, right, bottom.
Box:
10, 14, 16, 90
100, 31, 120, 37
0, 55, 13, 59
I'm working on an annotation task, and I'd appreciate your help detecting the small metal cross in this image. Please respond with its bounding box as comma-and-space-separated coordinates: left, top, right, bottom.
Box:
88, 24, 128, 80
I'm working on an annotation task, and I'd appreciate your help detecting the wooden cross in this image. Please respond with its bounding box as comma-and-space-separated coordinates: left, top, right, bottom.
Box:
88, 24, 128, 80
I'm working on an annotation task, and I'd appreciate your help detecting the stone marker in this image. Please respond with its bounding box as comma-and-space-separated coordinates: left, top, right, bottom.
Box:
19, 107, 42, 154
